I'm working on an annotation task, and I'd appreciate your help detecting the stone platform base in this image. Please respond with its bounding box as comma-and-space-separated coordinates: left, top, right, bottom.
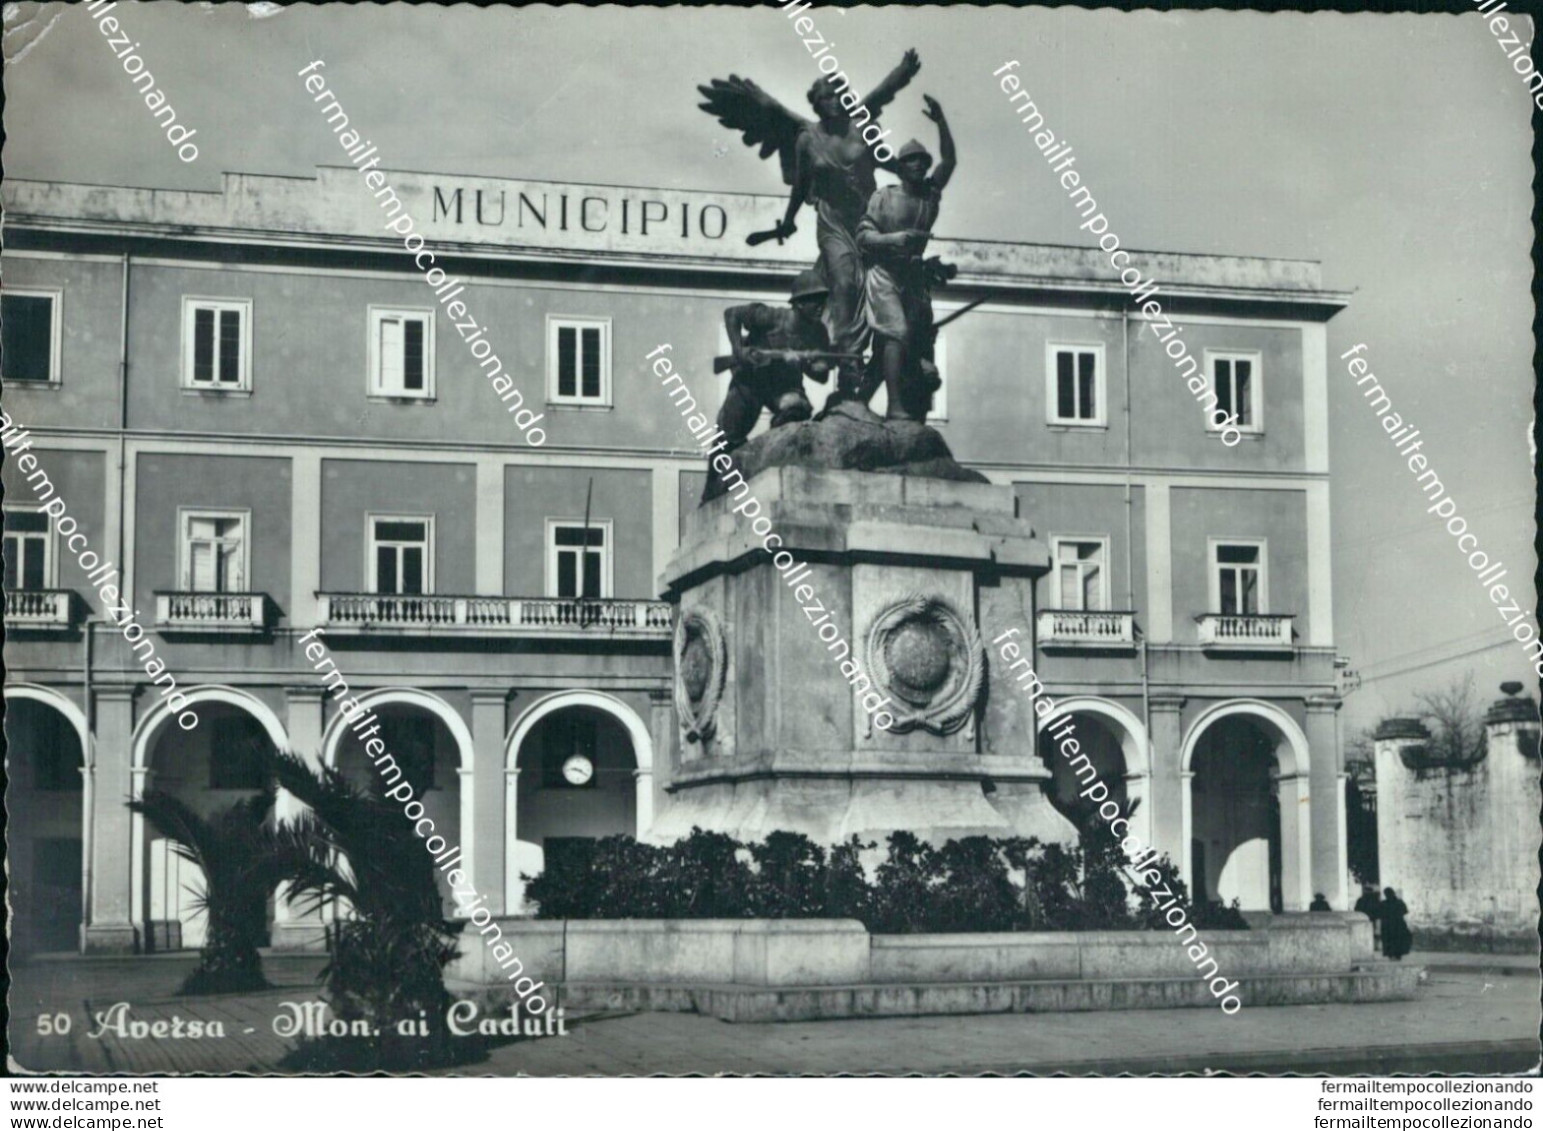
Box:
1410, 926, 1539, 954
472, 967, 1423, 1023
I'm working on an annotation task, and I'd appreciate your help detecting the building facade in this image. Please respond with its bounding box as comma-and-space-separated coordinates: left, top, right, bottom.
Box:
1, 168, 1349, 954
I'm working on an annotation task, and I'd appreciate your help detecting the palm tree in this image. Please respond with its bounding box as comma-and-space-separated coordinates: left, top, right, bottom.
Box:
127, 789, 279, 995
256, 748, 464, 1071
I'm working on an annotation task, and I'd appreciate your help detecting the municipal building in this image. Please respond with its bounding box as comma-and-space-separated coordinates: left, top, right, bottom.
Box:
1, 167, 1350, 953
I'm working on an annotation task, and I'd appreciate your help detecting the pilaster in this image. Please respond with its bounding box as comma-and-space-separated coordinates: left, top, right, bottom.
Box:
470, 690, 508, 913
1304, 695, 1345, 908
1147, 694, 1186, 881
84, 687, 137, 953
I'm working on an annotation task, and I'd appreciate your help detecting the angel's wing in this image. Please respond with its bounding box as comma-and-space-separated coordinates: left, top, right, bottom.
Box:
697, 75, 811, 187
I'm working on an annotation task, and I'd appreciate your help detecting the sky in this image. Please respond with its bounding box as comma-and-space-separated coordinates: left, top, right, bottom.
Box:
3, 2, 1537, 737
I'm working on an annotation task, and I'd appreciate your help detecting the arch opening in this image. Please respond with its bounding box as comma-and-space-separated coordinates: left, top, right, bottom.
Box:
1190, 716, 1285, 913
6, 697, 86, 953
335, 702, 464, 915
1040, 711, 1130, 831
140, 700, 279, 951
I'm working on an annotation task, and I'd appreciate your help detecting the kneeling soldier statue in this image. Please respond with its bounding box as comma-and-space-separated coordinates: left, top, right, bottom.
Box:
714, 270, 858, 452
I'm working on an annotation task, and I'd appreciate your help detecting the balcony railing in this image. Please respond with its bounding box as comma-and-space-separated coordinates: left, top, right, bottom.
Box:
155, 591, 271, 632
316, 594, 674, 637
4, 588, 78, 629
1195, 613, 1295, 651
1036, 609, 1136, 649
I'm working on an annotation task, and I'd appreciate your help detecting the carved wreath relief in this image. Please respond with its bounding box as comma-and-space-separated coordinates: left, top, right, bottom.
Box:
673, 606, 727, 744
864, 593, 985, 736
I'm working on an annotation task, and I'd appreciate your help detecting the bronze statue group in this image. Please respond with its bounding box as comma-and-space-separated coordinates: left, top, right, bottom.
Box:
700, 51, 958, 455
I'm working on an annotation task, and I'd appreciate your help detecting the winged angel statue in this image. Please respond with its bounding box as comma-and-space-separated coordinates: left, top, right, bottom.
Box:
698, 50, 921, 405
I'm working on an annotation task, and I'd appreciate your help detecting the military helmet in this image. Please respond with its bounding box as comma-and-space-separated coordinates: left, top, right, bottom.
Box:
790, 270, 829, 301
897, 139, 933, 167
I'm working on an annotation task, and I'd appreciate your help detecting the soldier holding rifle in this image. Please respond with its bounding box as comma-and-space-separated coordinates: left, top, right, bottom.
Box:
714, 270, 860, 453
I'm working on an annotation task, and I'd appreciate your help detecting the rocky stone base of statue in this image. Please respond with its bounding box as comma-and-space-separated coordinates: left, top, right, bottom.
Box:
702, 400, 987, 503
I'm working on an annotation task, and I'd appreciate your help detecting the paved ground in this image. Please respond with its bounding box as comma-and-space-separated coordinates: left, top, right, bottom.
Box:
8, 955, 1539, 1076
9, 954, 331, 1074
479, 966, 1541, 1076
1407, 951, 1539, 976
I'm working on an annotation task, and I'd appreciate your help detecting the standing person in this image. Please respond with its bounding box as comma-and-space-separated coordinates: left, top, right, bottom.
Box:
1354, 884, 1383, 949
1380, 886, 1413, 960
855, 95, 956, 421
1309, 892, 1332, 911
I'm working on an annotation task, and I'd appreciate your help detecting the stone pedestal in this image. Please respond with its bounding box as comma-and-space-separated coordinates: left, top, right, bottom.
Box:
656, 467, 1061, 846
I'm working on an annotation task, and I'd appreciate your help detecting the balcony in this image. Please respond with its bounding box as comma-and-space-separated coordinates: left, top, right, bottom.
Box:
155, 591, 273, 634
1036, 609, 1136, 651
5, 588, 80, 631
1195, 613, 1295, 652
316, 594, 674, 639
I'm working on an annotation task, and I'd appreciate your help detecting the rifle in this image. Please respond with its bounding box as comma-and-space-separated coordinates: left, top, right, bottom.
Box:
712, 349, 863, 376
933, 297, 987, 332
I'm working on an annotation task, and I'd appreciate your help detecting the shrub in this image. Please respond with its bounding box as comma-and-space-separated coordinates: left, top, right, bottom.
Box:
822, 835, 875, 923
748, 831, 828, 917
663, 828, 754, 917
521, 827, 1250, 935
929, 837, 1022, 932
869, 831, 942, 934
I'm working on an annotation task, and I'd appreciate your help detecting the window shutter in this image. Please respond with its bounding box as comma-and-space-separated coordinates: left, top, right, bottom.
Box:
218, 310, 242, 383
1078, 352, 1097, 419
1235, 359, 1252, 426
1056, 351, 1075, 419
582, 548, 601, 599
190, 541, 216, 592
194, 308, 215, 383
557, 550, 576, 598
219, 530, 244, 591
558, 326, 577, 397
404, 319, 425, 391
379, 318, 404, 392
402, 546, 424, 595
581, 327, 602, 398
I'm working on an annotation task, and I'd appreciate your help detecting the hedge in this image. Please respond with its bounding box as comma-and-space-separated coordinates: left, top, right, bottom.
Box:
523, 825, 1249, 934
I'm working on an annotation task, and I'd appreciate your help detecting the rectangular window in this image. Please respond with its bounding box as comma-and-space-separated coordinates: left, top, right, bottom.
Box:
546, 519, 612, 599
1052, 536, 1109, 611
369, 308, 435, 398
3, 508, 53, 591
369, 516, 433, 595
1046, 343, 1105, 425
208, 715, 269, 790
1207, 351, 1262, 432
547, 316, 611, 405
1212, 541, 1266, 615
179, 510, 249, 593
1, 290, 62, 384
182, 298, 252, 390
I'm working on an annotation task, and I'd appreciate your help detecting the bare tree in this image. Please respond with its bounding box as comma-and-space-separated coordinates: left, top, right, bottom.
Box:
1412, 673, 1488, 767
